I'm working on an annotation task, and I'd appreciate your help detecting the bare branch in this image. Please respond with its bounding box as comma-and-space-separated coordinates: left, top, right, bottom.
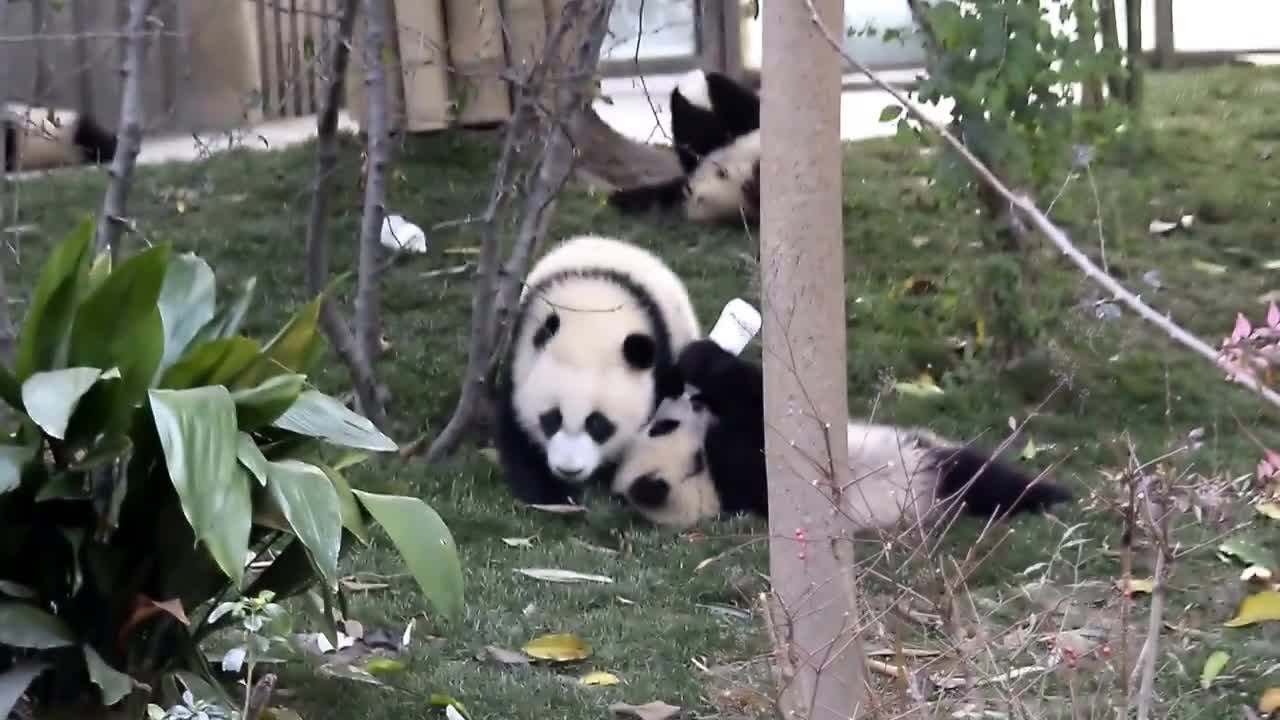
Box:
804, 2, 1280, 414
417, 0, 616, 461
95, 0, 158, 261
301, 0, 392, 431
0, 0, 14, 367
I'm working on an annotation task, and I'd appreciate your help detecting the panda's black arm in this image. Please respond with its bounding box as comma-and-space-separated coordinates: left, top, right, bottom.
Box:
677, 339, 764, 430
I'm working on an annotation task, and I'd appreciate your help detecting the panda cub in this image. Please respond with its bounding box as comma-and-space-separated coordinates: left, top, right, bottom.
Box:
494, 234, 700, 506
608, 69, 762, 225
4, 103, 117, 173
612, 339, 1072, 532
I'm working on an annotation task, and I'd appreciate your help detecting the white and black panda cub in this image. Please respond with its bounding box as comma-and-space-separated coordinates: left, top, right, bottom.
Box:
612, 339, 1072, 532
493, 234, 701, 506
608, 69, 762, 226
4, 104, 118, 173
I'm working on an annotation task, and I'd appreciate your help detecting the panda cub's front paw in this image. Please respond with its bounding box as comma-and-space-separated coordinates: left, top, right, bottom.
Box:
677, 339, 738, 387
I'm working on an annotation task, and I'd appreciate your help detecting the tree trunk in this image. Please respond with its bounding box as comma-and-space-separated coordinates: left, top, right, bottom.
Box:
760, 0, 867, 717
96, 0, 158, 261
1096, 0, 1124, 98
1074, 0, 1103, 110
1123, 0, 1143, 106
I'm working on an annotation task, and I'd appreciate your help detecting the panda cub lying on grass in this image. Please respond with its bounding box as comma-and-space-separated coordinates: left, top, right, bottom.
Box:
611, 338, 1073, 532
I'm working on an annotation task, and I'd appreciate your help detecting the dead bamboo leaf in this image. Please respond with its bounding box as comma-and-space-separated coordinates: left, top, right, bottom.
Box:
339, 579, 390, 592
515, 568, 613, 584
1225, 590, 1280, 627
1256, 502, 1280, 520
893, 372, 944, 398
1122, 577, 1155, 595
478, 448, 499, 465
579, 670, 620, 686
1191, 259, 1228, 276
1148, 219, 1179, 235
484, 645, 531, 665
609, 701, 682, 720
526, 503, 587, 515
501, 537, 536, 548
522, 633, 591, 662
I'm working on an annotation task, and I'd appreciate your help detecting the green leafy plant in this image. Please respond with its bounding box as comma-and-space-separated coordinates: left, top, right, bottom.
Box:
888, 0, 1129, 200
0, 218, 464, 718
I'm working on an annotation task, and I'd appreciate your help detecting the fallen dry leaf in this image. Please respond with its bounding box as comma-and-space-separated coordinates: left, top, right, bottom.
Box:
1219, 538, 1272, 568
522, 633, 591, 662
1119, 577, 1154, 595
478, 448, 499, 465
501, 537, 536, 548
1148, 219, 1179, 235
1256, 502, 1280, 520
516, 568, 613, 584
339, 579, 390, 592
1242, 566, 1274, 583
1226, 590, 1280, 627
485, 645, 531, 665
609, 701, 682, 720
893, 372, 944, 398
579, 670, 621, 686
1261, 687, 1280, 713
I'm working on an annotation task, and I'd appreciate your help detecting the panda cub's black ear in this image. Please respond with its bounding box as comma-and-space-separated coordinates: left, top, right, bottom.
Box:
622, 333, 658, 370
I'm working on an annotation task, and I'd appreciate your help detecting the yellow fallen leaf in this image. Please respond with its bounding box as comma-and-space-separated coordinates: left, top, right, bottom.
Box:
893, 372, 944, 398
1191, 259, 1228, 276
363, 658, 405, 675
1200, 650, 1229, 689
579, 671, 620, 686
522, 633, 591, 662
1256, 502, 1280, 520
1260, 687, 1280, 713
1225, 590, 1280, 627
1120, 577, 1154, 595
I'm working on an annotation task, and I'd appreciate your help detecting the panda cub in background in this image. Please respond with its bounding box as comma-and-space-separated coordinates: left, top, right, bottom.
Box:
608, 69, 762, 225
494, 234, 701, 506
612, 339, 1072, 532
4, 104, 117, 173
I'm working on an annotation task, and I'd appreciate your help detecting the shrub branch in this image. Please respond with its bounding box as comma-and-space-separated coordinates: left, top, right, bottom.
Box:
95, 0, 157, 261
805, 1, 1280, 413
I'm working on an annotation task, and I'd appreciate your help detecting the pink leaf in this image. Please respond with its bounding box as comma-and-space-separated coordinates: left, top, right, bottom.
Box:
1268, 302, 1280, 329
1231, 313, 1253, 343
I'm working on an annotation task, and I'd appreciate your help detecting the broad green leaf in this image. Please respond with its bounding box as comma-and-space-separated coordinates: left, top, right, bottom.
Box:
0, 445, 35, 494
317, 463, 368, 542
238, 296, 324, 386
352, 489, 463, 624
148, 387, 250, 587
0, 603, 76, 648
264, 460, 342, 587
0, 365, 20, 411
243, 539, 321, 601
83, 644, 137, 705
85, 249, 112, 295
194, 277, 257, 343
14, 217, 94, 380
236, 433, 271, 486
230, 373, 306, 430
158, 337, 261, 389
156, 253, 218, 374
331, 450, 372, 472
272, 390, 397, 452
68, 244, 168, 408
879, 104, 903, 122
21, 367, 103, 439
0, 662, 51, 719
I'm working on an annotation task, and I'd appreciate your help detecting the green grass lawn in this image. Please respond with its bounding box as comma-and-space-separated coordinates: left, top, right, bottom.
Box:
7, 63, 1280, 719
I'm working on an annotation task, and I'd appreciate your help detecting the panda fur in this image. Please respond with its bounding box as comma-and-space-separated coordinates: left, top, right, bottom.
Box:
3, 104, 117, 173
608, 69, 761, 225
612, 339, 1072, 532
494, 234, 701, 506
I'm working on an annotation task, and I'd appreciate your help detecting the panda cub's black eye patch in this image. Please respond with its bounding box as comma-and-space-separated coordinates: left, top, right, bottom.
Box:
648, 418, 681, 437
538, 409, 562, 436
584, 412, 615, 443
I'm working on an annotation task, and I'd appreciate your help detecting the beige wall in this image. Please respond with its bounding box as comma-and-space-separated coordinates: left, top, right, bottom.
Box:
4, 0, 263, 134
